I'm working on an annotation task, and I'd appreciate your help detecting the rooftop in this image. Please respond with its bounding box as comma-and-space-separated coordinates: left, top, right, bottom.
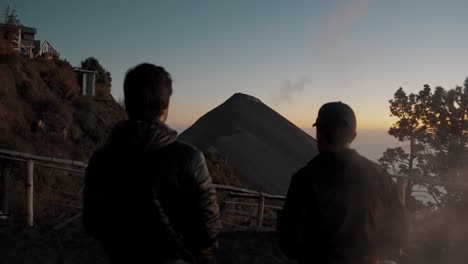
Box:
0, 23, 37, 34
73, 68, 97, 74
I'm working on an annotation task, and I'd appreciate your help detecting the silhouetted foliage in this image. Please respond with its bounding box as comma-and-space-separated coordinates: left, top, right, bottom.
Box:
380, 79, 468, 206
80, 57, 112, 89
117, 96, 125, 109
204, 146, 243, 187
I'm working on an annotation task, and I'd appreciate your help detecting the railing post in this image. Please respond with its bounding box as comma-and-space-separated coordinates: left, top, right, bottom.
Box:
396, 178, 407, 208
256, 193, 265, 227
26, 159, 34, 227
1, 164, 10, 215
219, 200, 226, 217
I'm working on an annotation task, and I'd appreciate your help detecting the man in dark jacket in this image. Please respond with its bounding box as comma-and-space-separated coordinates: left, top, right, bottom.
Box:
277, 102, 407, 264
83, 63, 222, 264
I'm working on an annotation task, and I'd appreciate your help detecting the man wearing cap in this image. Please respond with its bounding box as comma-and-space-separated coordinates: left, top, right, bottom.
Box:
277, 102, 407, 264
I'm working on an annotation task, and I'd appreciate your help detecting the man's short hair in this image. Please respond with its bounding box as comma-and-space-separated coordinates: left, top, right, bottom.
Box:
313, 102, 356, 146
124, 63, 173, 121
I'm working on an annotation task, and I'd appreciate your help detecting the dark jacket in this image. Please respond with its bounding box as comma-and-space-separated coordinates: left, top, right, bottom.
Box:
277, 149, 407, 264
83, 120, 222, 264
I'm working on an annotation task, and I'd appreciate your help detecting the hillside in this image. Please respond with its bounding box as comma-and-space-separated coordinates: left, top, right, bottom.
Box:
180, 93, 318, 194
0, 43, 126, 215
0, 40, 293, 264
0, 53, 125, 159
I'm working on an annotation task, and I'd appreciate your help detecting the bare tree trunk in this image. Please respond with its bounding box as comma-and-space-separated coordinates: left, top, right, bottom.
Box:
405, 138, 415, 207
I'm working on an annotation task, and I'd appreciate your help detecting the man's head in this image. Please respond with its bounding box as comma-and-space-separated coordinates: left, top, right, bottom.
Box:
124, 63, 173, 122
313, 102, 357, 152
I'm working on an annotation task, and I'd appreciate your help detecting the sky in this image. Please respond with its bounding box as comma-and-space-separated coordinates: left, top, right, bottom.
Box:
3, 0, 468, 159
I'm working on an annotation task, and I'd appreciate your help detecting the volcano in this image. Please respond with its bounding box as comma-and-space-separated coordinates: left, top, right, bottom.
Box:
179, 93, 318, 194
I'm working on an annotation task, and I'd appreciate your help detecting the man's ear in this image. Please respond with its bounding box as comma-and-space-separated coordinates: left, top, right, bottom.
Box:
160, 98, 170, 122
165, 97, 171, 109
350, 131, 357, 143
159, 108, 169, 122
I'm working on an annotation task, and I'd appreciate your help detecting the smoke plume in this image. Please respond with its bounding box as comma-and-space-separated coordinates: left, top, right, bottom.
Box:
315, 0, 374, 56
274, 77, 310, 103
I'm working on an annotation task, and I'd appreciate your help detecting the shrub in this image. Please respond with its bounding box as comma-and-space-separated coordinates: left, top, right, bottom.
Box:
36, 96, 72, 132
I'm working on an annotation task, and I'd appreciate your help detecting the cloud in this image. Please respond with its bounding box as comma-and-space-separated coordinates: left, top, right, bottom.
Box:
309, 0, 374, 86
272, 0, 374, 105
315, 0, 374, 56
273, 77, 310, 103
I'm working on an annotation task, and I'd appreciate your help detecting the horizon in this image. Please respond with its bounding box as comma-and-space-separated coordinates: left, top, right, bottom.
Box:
169, 92, 405, 162
4, 0, 468, 132
173, 122, 404, 162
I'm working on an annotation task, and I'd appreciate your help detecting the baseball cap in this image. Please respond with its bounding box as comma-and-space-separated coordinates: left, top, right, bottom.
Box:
313, 102, 356, 133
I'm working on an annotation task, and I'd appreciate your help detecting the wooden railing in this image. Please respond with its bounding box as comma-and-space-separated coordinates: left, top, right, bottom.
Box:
0, 148, 285, 229
214, 185, 285, 229
0, 148, 86, 227
1, 148, 468, 229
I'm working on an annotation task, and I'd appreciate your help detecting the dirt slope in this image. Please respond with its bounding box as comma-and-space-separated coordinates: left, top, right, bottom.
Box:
0, 44, 126, 216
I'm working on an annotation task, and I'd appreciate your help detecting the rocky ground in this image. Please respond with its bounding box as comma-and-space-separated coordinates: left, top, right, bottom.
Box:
0, 215, 294, 264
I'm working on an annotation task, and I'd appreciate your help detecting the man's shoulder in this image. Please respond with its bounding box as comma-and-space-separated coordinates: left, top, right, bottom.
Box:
301, 153, 331, 172
349, 151, 393, 190
90, 139, 203, 165
290, 155, 321, 182
299, 150, 385, 178
165, 139, 201, 156
160, 140, 206, 167
305, 154, 323, 167
351, 150, 385, 173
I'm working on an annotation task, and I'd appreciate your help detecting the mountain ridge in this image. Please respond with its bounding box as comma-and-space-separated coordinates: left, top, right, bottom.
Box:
180, 92, 318, 194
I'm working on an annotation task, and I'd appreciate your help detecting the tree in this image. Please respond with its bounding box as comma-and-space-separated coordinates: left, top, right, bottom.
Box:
422, 84, 468, 202
379, 87, 428, 207
380, 79, 468, 206
80, 57, 112, 89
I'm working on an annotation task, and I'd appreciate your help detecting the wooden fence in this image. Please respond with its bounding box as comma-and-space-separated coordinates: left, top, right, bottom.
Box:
0, 148, 285, 229
1, 147, 468, 229
0, 148, 86, 227
214, 185, 285, 229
